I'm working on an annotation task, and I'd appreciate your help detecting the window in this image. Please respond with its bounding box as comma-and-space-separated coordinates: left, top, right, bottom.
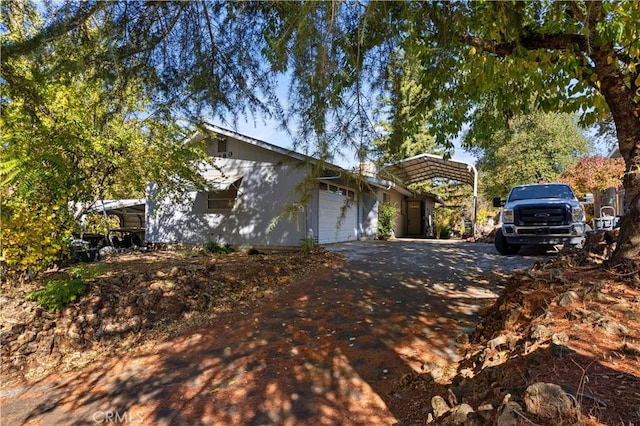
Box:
319, 181, 353, 198
207, 188, 238, 210
217, 138, 228, 153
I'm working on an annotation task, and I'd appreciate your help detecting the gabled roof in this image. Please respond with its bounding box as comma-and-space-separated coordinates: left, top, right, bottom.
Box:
202, 122, 310, 162
198, 123, 415, 196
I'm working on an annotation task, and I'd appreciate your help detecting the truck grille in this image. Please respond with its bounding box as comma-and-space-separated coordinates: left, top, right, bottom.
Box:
515, 206, 570, 226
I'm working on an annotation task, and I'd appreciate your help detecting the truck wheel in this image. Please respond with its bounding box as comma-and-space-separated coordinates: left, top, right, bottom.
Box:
495, 228, 520, 255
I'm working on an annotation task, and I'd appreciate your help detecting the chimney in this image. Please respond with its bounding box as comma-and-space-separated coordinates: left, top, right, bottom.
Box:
358, 162, 377, 178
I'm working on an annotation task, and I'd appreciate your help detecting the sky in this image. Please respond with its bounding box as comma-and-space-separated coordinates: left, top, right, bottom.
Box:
211, 116, 479, 171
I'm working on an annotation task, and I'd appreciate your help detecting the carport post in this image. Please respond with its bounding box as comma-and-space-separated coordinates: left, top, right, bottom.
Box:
469, 163, 478, 237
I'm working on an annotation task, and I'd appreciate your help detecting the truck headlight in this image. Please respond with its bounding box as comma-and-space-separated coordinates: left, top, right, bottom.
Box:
572, 206, 585, 222
502, 209, 514, 224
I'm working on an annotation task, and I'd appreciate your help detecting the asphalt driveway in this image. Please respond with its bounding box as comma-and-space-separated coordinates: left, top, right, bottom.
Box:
1, 239, 544, 425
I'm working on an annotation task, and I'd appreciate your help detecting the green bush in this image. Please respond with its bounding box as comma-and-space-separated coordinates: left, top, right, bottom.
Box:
300, 237, 315, 253
27, 276, 87, 313
377, 202, 399, 240
204, 241, 234, 255
26, 263, 105, 312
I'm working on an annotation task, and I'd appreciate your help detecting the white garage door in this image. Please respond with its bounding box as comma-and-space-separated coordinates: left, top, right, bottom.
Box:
318, 189, 358, 244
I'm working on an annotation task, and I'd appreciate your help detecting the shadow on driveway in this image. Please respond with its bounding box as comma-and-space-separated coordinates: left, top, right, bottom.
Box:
1, 239, 548, 425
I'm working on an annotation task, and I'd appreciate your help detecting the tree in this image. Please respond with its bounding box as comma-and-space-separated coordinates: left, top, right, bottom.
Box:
372, 50, 444, 164
559, 155, 625, 196
2, 1, 639, 265
1, 5, 211, 276
477, 111, 591, 198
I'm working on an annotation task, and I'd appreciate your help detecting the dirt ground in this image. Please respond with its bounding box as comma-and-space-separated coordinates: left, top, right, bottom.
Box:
1, 242, 639, 425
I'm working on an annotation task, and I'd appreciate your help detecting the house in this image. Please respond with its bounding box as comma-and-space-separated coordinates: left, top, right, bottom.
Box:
145, 124, 445, 248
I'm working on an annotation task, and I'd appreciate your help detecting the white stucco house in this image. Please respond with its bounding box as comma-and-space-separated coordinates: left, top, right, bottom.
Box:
144, 124, 445, 248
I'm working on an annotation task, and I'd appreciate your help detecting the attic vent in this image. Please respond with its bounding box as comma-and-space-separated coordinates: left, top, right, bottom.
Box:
217, 139, 228, 153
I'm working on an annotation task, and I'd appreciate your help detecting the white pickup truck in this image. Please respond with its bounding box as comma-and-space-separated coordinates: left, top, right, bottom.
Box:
492, 183, 592, 255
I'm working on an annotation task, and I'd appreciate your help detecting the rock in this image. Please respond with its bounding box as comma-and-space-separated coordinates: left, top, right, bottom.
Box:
523, 382, 574, 419
551, 332, 569, 344
439, 403, 477, 425
0, 331, 14, 342
102, 319, 129, 335
125, 306, 142, 318
67, 323, 83, 340
19, 342, 38, 355
621, 342, 640, 356
11, 323, 26, 334
128, 315, 142, 332
558, 290, 579, 307
530, 325, 551, 341
488, 334, 507, 349
596, 318, 629, 336
431, 395, 451, 418
495, 396, 523, 426
84, 313, 99, 326
504, 309, 520, 328
18, 331, 37, 345
476, 403, 494, 421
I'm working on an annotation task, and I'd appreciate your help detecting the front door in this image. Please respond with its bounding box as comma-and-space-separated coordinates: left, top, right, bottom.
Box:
407, 201, 422, 235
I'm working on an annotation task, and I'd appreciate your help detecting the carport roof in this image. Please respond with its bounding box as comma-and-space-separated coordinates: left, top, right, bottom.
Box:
381, 153, 476, 188
87, 199, 145, 216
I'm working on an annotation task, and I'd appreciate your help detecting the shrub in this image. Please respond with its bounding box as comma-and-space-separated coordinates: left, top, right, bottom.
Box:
27, 277, 87, 313
377, 202, 398, 240
204, 241, 234, 255
300, 237, 315, 253
1, 199, 73, 280
25, 264, 105, 312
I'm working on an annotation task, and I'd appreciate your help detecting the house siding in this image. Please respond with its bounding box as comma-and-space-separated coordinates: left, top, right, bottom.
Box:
147, 136, 311, 247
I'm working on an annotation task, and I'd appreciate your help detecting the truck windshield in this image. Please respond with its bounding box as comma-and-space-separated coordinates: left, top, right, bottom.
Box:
508, 185, 575, 201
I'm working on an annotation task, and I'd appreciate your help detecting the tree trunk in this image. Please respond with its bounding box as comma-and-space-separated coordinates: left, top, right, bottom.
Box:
592, 45, 640, 265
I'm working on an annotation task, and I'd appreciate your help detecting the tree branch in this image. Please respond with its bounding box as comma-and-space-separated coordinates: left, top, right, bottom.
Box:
463, 32, 589, 57
1, 2, 101, 64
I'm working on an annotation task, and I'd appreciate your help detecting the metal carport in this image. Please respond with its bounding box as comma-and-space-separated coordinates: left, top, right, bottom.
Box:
380, 154, 478, 236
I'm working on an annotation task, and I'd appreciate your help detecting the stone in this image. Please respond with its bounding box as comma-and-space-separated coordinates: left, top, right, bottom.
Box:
504, 309, 520, 328
11, 323, 26, 334
476, 403, 494, 421
558, 290, 579, 307
523, 382, 574, 419
439, 403, 477, 425
530, 325, 551, 341
19, 342, 38, 355
621, 342, 640, 356
551, 332, 569, 344
495, 400, 523, 426
431, 395, 451, 418
488, 334, 507, 349
596, 318, 629, 336
125, 306, 142, 318
128, 315, 142, 332
67, 323, 83, 340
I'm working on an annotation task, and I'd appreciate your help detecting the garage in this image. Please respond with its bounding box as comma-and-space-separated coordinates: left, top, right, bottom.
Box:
318, 182, 358, 244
